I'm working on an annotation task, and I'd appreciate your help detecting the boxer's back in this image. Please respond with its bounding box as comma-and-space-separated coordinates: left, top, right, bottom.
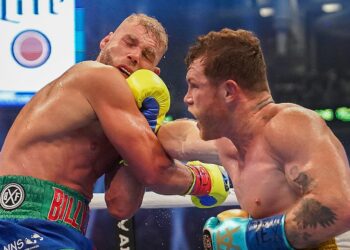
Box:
0, 62, 120, 198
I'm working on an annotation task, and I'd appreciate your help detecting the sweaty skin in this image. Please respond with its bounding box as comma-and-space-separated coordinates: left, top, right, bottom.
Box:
0, 18, 193, 219
0, 62, 190, 200
159, 56, 350, 248
158, 119, 220, 164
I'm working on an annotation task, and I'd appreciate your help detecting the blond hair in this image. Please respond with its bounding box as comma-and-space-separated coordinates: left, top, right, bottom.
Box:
124, 13, 168, 55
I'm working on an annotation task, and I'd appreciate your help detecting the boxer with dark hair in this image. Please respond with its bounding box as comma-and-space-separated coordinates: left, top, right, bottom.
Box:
159, 28, 350, 249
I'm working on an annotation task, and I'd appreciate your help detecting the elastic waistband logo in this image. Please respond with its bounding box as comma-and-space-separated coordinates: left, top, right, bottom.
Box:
48, 187, 89, 234
0, 183, 25, 210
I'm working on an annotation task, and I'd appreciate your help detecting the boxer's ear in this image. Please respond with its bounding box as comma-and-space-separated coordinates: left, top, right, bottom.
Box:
100, 32, 113, 50
152, 67, 160, 75
223, 80, 238, 103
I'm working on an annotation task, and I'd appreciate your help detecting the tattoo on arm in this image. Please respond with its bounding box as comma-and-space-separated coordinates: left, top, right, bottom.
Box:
290, 165, 314, 195
287, 166, 337, 244
294, 172, 313, 195
293, 198, 337, 230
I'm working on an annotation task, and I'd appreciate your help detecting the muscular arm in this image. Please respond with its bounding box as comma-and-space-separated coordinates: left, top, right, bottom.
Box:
83, 65, 192, 195
268, 108, 350, 248
157, 119, 221, 164
104, 164, 145, 219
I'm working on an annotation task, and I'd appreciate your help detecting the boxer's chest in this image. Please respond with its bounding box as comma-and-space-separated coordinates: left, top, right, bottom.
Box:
228, 143, 298, 218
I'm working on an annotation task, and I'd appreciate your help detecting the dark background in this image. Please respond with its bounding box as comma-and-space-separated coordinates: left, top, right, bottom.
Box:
1, 0, 350, 249
1, 0, 350, 150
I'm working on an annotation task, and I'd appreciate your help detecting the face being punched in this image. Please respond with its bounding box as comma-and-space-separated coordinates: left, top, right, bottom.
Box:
97, 19, 164, 77
184, 58, 227, 140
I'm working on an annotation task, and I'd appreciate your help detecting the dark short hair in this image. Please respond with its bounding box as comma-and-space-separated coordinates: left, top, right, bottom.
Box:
185, 28, 268, 92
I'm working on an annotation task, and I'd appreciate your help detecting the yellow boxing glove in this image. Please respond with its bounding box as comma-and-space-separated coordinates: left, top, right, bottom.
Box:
126, 69, 170, 133
186, 161, 230, 208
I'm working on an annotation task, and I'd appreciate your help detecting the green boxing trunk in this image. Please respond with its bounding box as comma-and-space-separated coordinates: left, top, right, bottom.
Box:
0, 175, 90, 234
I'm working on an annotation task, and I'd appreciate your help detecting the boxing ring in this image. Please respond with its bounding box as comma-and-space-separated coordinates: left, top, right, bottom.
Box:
88, 189, 239, 249
90, 189, 239, 209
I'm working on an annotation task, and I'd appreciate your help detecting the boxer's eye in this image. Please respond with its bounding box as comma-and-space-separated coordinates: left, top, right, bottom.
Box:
142, 49, 155, 63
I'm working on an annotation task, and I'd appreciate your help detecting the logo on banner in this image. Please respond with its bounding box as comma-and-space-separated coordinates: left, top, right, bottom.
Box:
11, 29, 51, 68
0, 183, 25, 210
0, 0, 76, 95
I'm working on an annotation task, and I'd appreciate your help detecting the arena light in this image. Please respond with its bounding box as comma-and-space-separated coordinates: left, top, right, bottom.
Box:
315, 107, 350, 122
315, 108, 334, 121
336, 107, 350, 122
322, 3, 342, 13
259, 7, 274, 17
164, 114, 174, 122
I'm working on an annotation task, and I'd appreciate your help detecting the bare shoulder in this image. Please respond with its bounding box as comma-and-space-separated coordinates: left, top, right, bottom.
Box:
69, 61, 122, 85
63, 61, 105, 75
65, 61, 128, 99
266, 103, 327, 136
264, 103, 329, 159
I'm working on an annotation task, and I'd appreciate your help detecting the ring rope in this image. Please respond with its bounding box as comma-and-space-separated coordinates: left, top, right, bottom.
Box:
90, 189, 238, 209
